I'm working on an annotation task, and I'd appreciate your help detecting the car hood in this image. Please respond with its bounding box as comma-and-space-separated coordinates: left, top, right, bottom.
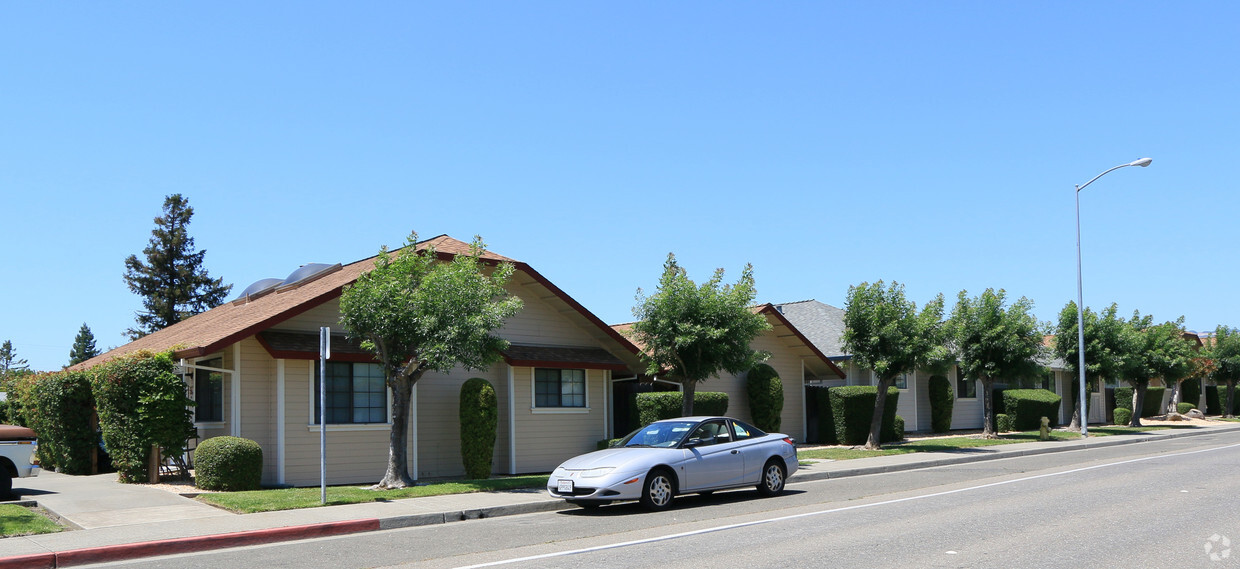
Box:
557, 447, 677, 471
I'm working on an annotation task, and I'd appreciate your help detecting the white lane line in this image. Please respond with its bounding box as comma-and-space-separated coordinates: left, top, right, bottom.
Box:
454, 440, 1240, 569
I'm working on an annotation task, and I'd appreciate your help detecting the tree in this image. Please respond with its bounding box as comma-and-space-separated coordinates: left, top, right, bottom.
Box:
0, 340, 29, 381
1052, 302, 1127, 430
841, 281, 944, 450
1210, 326, 1240, 418
339, 232, 522, 489
123, 194, 232, 340
629, 254, 770, 417
1119, 314, 1195, 425
945, 289, 1045, 438
68, 323, 101, 366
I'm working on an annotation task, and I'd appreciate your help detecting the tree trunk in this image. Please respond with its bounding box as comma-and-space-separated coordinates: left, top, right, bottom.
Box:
1227, 382, 1237, 419
980, 376, 996, 438
1167, 381, 1182, 415
681, 380, 697, 417
864, 378, 891, 450
373, 376, 416, 489
1130, 383, 1145, 427
1067, 381, 1081, 430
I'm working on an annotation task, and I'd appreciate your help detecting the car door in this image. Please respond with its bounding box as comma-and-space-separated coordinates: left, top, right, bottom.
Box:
730, 419, 772, 483
679, 419, 745, 490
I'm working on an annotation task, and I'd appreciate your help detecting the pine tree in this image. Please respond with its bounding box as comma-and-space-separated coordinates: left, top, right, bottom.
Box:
68, 323, 101, 366
0, 340, 30, 384
123, 194, 232, 339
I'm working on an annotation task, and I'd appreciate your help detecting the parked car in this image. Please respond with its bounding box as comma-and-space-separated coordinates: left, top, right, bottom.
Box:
547, 416, 797, 511
0, 424, 39, 500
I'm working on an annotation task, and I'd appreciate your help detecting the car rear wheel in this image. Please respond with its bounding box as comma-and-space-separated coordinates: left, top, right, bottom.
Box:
757, 459, 786, 497
640, 468, 675, 511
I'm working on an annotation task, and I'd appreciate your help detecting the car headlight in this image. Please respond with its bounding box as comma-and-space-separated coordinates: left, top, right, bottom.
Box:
579, 467, 615, 478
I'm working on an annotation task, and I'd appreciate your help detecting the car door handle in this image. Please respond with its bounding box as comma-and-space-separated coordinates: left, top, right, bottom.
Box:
731, 450, 739, 454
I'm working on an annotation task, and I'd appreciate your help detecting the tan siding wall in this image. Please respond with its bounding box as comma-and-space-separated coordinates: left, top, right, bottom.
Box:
914, 370, 933, 432
414, 365, 509, 479
512, 367, 607, 473
278, 299, 344, 332
236, 338, 278, 484
496, 282, 598, 347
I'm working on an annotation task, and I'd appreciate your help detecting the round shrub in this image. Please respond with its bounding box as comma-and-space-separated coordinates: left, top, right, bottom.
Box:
1113, 407, 1133, 426
892, 415, 905, 442
195, 436, 263, 491
928, 375, 954, 433
459, 378, 498, 479
996, 414, 1015, 433
1177, 402, 1195, 415
746, 363, 783, 433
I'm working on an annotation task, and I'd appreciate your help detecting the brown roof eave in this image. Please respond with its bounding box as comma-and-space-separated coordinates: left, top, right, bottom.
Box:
756, 304, 847, 379
516, 262, 641, 356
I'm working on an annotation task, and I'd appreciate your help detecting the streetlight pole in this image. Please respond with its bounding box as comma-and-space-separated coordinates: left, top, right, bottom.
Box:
1075, 157, 1152, 436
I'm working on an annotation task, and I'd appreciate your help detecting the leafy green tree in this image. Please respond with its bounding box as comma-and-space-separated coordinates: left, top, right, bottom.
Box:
1119, 314, 1194, 425
339, 232, 523, 489
945, 289, 1045, 438
841, 281, 944, 450
1210, 326, 1240, 418
630, 254, 770, 417
123, 194, 232, 340
1053, 302, 1128, 430
68, 323, 101, 366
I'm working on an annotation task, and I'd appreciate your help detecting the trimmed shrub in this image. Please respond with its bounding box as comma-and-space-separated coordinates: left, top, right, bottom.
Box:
91, 351, 197, 483
635, 392, 729, 427
1114, 386, 1164, 418
1182, 377, 1202, 409
1001, 389, 1062, 431
828, 386, 900, 445
892, 415, 905, 442
596, 438, 623, 450
1177, 402, 1195, 415
928, 375, 954, 433
746, 364, 783, 433
459, 378, 498, 479
24, 371, 97, 474
194, 436, 263, 491
996, 414, 1014, 433
1206, 385, 1221, 415
1113, 407, 1132, 426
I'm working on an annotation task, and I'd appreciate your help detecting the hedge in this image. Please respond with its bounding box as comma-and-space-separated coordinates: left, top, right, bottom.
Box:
746, 364, 783, 433
892, 415, 905, 442
1182, 377, 1202, 409
195, 436, 263, 491
636, 392, 728, 427
996, 413, 1014, 433
928, 375, 954, 433
828, 386, 900, 445
1000, 389, 1062, 431
91, 351, 197, 483
1177, 402, 1195, 414
24, 370, 97, 474
1114, 386, 1164, 418
1113, 407, 1133, 426
459, 378, 498, 479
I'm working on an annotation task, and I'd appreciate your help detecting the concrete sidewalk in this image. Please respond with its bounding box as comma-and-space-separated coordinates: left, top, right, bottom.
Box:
4, 423, 1239, 568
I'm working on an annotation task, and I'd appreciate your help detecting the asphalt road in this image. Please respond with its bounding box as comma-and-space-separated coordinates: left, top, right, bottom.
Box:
85, 429, 1240, 569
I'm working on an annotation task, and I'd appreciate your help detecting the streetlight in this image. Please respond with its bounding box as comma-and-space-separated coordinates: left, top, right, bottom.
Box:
1075, 157, 1152, 436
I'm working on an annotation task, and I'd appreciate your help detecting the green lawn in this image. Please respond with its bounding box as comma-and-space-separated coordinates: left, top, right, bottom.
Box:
0, 504, 63, 537
197, 474, 550, 514
797, 425, 1178, 461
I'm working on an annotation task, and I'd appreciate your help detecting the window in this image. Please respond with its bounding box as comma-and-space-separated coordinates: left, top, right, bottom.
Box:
1042, 368, 1055, 392
956, 366, 977, 398
730, 419, 766, 440
314, 362, 387, 424
194, 358, 223, 423
535, 368, 585, 408
894, 373, 909, 390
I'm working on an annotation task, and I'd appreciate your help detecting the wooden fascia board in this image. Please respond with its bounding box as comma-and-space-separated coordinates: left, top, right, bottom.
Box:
757, 305, 846, 379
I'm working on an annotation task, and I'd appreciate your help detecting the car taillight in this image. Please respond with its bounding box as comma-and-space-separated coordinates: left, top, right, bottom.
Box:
782, 437, 795, 446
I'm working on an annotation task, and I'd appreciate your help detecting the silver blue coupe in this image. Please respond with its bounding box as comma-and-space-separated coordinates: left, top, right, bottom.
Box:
547, 416, 798, 511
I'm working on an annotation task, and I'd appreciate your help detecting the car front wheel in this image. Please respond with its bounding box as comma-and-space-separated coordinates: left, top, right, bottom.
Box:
640, 468, 676, 511
757, 459, 786, 497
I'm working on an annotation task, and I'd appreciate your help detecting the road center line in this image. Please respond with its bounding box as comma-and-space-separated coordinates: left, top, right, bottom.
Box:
454, 440, 1240, 569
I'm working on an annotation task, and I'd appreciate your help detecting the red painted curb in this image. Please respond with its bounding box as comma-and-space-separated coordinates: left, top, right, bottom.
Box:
0, 553, 54, 569
0, 519, 381, 569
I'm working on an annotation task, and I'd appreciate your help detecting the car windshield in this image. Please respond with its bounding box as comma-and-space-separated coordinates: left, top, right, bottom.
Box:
622, 421, 696, 448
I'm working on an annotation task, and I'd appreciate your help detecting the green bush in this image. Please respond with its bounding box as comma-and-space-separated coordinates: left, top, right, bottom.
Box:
459, 378, 498, 479
91, 351, 197, 483
1214, 385, 1239, 416
892, 415, 905, 441
1113, 407, 1132, 425
194, 436, 263, 491
1113, 386, 1164, 417
1182, 377, 1202, 409
0, 398, 8, 424
1001, 389, 1062, 431
1206, 385, 1221, 415
635, 392, 729, 427
928, 375, 954, 433
1177, 402, 1195, 415
828, 386, 900, 445
996, 414, 1014, 433
24, 371, 97, 474
745, 364, 783, 433
596, 438, 623, 450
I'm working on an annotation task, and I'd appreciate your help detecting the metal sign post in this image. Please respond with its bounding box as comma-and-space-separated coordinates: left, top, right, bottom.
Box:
319, 327, 330, 505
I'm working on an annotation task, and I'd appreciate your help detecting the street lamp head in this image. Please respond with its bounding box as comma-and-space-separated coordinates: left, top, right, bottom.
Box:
1129, 157, 1153, 167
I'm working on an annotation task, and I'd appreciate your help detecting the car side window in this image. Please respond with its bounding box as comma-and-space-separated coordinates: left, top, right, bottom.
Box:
730, 419, 766, 440
687, 420, 728, 447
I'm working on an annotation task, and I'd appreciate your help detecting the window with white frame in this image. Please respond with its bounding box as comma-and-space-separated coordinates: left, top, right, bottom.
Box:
535, 368, 586, 408
894, 372, 909, 390
314, 362, 387, 424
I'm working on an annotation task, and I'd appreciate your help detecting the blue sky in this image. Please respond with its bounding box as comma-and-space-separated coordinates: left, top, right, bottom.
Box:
3, 2, 1237, 372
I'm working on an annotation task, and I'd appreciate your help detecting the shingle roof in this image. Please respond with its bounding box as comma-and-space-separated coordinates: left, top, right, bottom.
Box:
771, 299, 849, 358
72, 235, 637, 370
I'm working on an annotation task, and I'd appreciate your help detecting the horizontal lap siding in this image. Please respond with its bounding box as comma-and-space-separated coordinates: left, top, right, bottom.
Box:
237, 338, 278, 484
277, 300, 343, 332
282, 358, 391, 487
742, 331, 807, 440
513, 367, 606, 473
497, 282, 601, 347
415, 366, 509, 479
952, 396, 983, 429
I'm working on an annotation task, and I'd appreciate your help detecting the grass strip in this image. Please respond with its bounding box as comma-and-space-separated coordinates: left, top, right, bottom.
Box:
197, 475, 550, 514
0, 504, 63, 536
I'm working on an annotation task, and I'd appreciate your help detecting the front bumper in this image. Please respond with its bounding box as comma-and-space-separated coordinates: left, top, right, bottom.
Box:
547, 471, 644, 502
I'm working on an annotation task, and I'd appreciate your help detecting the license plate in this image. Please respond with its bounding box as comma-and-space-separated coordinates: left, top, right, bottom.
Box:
557, 479, 574, 493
